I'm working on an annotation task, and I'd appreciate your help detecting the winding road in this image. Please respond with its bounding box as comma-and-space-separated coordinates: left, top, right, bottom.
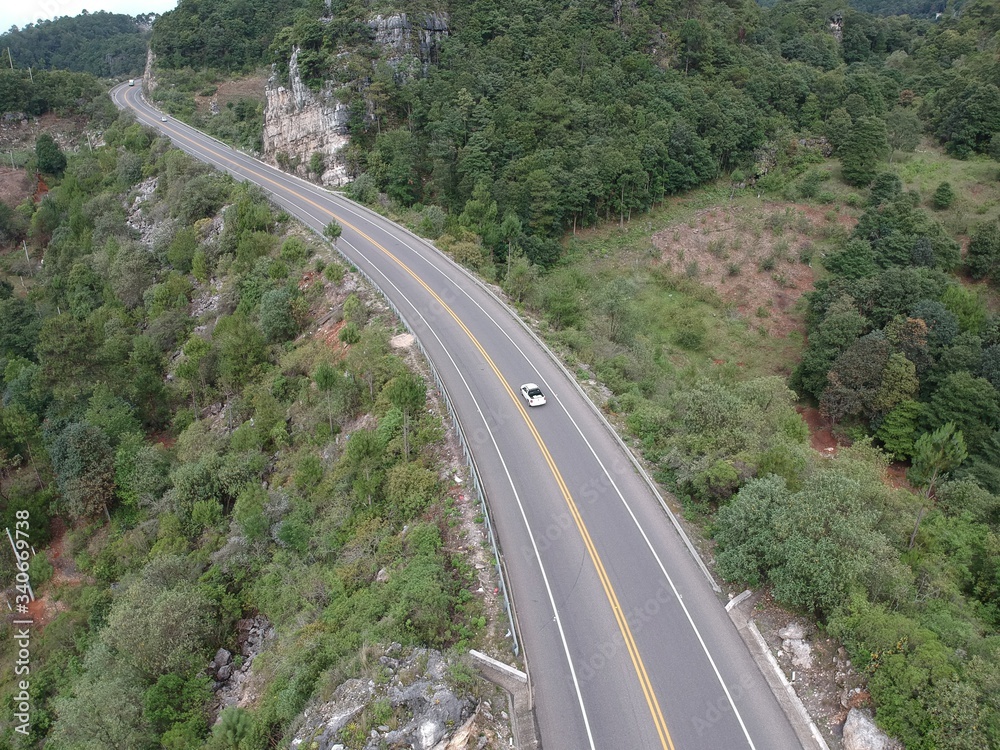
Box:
112, 82, 804, 750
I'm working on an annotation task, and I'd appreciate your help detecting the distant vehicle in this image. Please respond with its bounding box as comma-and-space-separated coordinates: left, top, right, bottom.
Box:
128, 79, 134, 86
520, 383, 546, 407
161, 116, 168, 122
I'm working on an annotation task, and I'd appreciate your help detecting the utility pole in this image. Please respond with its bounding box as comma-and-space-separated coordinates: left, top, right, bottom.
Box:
6, 47, 12, 70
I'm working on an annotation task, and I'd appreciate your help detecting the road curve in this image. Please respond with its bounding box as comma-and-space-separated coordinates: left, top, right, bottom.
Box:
112, 83, 803, 750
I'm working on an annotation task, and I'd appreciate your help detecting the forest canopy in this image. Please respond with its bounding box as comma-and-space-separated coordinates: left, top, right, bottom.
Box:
0, 11, 150, 77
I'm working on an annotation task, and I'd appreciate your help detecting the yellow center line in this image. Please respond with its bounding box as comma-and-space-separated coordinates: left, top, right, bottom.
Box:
133, 90, 674, 749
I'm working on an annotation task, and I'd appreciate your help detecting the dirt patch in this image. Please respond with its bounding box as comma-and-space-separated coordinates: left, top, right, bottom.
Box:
652, 203, 853, 338
193, 75, 266, 116
797, 406, 839, 455
0, 166, 32, 208
0, 112, 93, 154
24, 517, 91, 630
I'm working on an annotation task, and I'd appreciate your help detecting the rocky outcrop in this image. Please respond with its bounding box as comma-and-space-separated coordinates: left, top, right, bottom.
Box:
843, 709, 904, 750
143, 48, 158, 95
210, 615, 276, 714
262, 12, 448, 186
288, 645, 473, 750
369, 12, 449, 72
262, 47, 352, 186
777, 622, 814, 670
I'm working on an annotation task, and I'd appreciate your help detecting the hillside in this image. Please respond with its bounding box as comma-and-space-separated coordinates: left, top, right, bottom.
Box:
0, 88, 513, 748
0, 12, 151, 77
1, 0, 999, 746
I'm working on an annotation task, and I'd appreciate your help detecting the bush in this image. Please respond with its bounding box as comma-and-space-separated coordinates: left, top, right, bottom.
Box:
280, 237, 308, 264
932, 182, 955, 210
323, 262, 345, 285
339, 322, 361, 344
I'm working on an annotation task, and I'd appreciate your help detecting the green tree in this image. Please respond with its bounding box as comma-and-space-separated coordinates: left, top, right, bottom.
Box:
114, 432, 170, 510
208, 706, 253, 750
167, 226, 199, 273
176, 334, 213, 411
841, 116, 889, 187
825, 108, 854, 153
793, 296, 869, 399
2, 402, 43, 484
49, 422, 115, 521
258, 287, 298, 343
85, 384, 142, 446
313, 360, 348, 434
876, 399, 922, 460
324, 219, 343, 245
385, 461, 438, 520
344, 428, 386, 507
103, 558, 214, 679
309, 151, 325, 178
213, 314, 266, 392
820, 335, 891, 424
35, 132, 67, 176
885, 107, 922, 161
907, 422, 968, 548
924, 371, 1000, 453
966, 221, 1000, 281
49, 644, 155, 750
716, 469, 894, 618
932, 181, 955, 210
383, 371, 425, 458
192, 250, 209, 282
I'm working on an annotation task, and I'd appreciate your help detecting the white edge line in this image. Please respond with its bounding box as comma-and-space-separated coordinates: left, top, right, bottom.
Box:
746, 621, 830, 750
337, 235, 598, 750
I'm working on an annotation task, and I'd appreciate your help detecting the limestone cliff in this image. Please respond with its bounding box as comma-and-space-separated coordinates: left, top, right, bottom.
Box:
262, 12, 448, 187
263, 47, 352, 186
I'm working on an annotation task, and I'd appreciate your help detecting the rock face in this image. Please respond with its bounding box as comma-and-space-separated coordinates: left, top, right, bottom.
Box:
262, 47, 352, 186
262, 12, 448, 186
369, 12, 449, 72
778, 621, 814, 670
288, 646, 473, 750
843, 709, 904, 750
211, 615, 276, 714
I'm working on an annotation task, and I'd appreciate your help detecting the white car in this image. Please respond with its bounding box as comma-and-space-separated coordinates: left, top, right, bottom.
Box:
520, 383, 546, 407
161, 116, 168, 122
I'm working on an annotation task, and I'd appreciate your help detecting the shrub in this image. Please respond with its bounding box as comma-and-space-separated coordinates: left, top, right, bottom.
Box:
339, 322, 361, 344
280, 237, 308, 263
932, 182, 955, 210
323, 262, 345, 285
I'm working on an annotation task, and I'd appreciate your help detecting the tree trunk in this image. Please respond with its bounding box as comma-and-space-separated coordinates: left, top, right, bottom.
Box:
908, 504, 925, 550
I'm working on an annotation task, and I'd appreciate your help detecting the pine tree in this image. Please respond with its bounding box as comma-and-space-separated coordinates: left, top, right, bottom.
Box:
840, 117, 889, 187
35, 132, 67, 176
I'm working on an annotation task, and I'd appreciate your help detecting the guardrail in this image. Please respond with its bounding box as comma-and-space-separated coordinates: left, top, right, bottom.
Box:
120, 81, 519, 658
323, 241, 521, 659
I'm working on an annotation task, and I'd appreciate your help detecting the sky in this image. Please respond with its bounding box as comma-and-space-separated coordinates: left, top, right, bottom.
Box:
1, 0, 177, 34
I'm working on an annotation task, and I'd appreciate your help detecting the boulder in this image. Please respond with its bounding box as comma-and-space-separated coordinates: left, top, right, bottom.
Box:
213, 648, 233, 668
843, 709, 904, 750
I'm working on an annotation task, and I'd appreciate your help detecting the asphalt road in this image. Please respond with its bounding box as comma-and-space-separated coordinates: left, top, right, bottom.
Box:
113, 83, 804, 750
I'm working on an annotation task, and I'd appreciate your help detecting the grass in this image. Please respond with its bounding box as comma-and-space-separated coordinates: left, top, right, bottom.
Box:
536, 186, 807, 394
893, 141, 1000, 236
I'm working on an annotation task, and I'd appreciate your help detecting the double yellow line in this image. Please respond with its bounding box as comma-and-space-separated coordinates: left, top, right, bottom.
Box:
368, 234, 676, 750
139, 91, 675, 748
